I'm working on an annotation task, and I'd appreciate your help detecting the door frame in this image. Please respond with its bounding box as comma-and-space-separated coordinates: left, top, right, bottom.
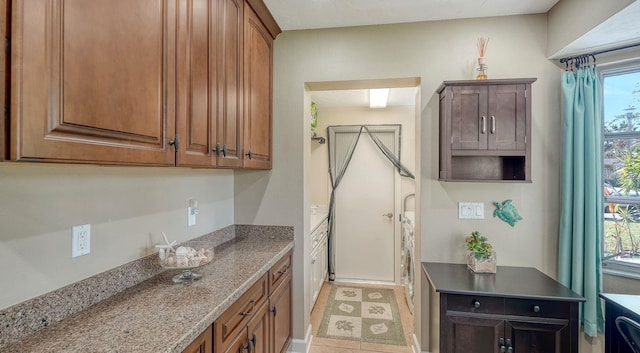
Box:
328, 124, 402, 285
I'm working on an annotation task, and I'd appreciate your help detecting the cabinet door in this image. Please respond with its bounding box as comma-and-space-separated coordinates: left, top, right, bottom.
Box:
243, 3, 273, 169
176, 0, 217, 167
248, 302, 270, 353
487, 84, 526, 151
12, 0, 177, 165
506, 320, 571, 353
451, 86, 488, 151
270, 274, 292, 353
444, 314, 504, 353
217, 0, 244, 167
182, 326, 212, 353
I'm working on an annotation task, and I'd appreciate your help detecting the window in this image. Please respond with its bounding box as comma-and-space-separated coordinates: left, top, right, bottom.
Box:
601, 63, 640, 278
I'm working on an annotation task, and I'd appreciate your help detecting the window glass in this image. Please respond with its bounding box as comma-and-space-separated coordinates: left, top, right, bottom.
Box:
603, 69, 640, 269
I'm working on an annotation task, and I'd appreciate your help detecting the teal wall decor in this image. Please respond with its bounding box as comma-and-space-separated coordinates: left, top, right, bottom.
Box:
493, 200, 522, 227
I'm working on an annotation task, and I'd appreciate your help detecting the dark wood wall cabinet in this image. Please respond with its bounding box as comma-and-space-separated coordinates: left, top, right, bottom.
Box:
7, 0, 278, 169
421, 262, 584, 353
438, 78, 536, 182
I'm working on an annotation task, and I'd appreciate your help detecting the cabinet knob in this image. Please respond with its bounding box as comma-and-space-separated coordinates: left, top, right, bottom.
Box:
473, 300, 481, 309
213, 143, 221, 156
533, 305, 540, 313
221, 144, 228, 157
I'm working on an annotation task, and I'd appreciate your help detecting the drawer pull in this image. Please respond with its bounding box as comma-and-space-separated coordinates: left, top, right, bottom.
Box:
249, 334, 257, 351
499, 338, 506, 353
278, 265, 289, 275
271, 305, 277, 317
241, 300, 256, 317
533, 305, 540, 313
473, 300, 481, 309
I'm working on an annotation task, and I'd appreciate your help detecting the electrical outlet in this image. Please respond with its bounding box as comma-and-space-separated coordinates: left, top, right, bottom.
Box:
458, 202, 484, 219
72, 224, 91, 258
188, 199, 198, 227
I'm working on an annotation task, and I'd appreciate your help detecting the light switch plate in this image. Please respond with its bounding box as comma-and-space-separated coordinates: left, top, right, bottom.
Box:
458, 202, 484, 219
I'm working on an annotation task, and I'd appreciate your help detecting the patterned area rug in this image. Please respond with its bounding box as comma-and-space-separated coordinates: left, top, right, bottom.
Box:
316, 285, 406, 346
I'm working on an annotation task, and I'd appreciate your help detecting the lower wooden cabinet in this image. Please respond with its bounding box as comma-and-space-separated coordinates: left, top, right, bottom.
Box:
182, 326, 213, 353
270, 271, 292, 353
196, 250, 291, 353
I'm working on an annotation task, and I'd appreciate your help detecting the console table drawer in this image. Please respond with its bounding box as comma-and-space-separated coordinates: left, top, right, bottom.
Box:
446, 294, 504, 314
505, 298, 571, 319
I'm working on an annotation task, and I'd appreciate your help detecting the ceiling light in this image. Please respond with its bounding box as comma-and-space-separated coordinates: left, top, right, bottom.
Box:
369, 88, 390, 108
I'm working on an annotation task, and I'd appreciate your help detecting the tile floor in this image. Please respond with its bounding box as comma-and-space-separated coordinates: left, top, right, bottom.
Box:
309, 281, 414, 353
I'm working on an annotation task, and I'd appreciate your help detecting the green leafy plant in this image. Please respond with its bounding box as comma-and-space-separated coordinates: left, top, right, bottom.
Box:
465, 231, 493, 260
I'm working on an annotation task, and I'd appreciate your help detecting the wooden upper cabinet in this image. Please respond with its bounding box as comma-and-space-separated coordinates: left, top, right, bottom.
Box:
216, 0, 244, 168
243, 2, 272, 169
438, 78, 535, 182
11, 0, 177, 165
448, 81, 528, 152
176, 0, 217, 167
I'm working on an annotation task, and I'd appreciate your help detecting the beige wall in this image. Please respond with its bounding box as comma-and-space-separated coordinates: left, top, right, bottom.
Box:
547, 0, 634, 57
0, 164, 234, 310
310, 106, 416, 207
233, 12, 565, 347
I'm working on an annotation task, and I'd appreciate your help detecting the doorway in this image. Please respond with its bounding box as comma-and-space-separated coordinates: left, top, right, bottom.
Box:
333, 126, 400, 283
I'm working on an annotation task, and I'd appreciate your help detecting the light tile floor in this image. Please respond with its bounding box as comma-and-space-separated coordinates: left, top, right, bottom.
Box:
309, 281, 414, 353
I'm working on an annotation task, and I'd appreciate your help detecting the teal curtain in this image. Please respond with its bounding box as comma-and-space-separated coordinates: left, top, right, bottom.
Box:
558, 66, 605, 337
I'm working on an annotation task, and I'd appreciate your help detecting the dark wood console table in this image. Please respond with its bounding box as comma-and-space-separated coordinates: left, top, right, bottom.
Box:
601, 293, 640, 353
421, 262, 585, 353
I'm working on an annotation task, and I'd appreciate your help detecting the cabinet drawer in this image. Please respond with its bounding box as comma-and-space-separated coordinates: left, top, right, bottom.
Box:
504, 298, 571, 320
446, 294, 504, 314
269, 252, 292, 294
214, 273, 268, 352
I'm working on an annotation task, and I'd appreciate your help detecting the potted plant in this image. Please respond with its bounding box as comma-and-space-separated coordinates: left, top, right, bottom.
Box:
465, 231, 497, 273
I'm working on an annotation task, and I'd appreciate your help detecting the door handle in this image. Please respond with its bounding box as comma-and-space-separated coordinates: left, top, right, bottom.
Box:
382, 212, 393, 219
491, 116, 496, 134
481, 116, 486, 134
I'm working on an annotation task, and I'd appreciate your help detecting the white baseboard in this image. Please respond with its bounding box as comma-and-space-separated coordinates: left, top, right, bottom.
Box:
288, 324, 312, 353
411, 333, 425, 353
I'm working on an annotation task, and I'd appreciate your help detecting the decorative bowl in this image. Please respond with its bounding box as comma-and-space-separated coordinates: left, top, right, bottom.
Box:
158, 241, 214, 283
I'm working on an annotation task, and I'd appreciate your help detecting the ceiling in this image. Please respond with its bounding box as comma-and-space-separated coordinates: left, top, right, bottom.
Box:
264, 0, 559, 31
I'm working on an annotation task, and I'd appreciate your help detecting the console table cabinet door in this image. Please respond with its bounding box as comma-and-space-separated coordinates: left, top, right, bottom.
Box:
506, 320, 570, 353
242, 2, 273, 169
12, 0, 177, 165
443, 314, 504, 353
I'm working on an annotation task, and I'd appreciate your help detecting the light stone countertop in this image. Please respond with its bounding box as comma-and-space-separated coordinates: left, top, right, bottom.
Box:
2, 228, 294, 353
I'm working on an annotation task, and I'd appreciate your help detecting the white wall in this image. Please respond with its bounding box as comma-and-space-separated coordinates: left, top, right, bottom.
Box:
0, 164, 234, 310
233, 12, 564, 347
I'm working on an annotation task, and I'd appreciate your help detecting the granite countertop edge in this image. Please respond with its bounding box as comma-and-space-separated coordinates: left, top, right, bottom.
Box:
1, 225, 294, 353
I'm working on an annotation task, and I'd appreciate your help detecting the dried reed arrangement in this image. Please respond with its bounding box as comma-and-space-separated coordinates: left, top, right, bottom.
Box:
477, 37, 490, 58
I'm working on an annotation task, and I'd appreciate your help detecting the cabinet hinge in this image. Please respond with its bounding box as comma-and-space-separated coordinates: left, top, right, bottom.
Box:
169, 134, 180, 152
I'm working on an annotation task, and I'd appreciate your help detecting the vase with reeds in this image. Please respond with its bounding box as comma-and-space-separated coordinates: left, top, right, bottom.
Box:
476, 37, 489, 80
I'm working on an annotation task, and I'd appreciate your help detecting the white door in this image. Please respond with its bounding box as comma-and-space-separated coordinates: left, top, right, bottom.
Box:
334, 132, 396, 283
